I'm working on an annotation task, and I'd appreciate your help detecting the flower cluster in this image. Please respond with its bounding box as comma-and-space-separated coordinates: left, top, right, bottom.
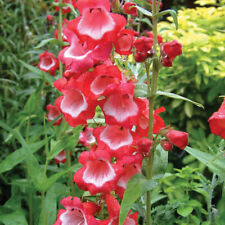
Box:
39, 0, 187, 223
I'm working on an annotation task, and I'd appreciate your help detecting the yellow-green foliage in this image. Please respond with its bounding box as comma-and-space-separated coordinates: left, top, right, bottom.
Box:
156, 1, 225, 131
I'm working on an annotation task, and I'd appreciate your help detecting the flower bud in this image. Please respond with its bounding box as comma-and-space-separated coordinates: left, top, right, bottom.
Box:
167, 130, 188, 150
160, 139, 173, 151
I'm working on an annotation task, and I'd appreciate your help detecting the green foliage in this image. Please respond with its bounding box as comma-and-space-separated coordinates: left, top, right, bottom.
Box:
157, 3, 225, 131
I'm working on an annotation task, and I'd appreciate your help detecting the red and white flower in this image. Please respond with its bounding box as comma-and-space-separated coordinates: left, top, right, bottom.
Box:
74, 150, 122, 195
38, 52, 59, 76
53, 196, 99, 225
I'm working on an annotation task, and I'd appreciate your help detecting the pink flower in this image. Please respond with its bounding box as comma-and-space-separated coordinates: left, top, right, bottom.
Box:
70, 0, 126, 47
46, 15, 53, 21
38, 52, 59, 76
58, 29, 112, 73
46, 96, 62, 126
208, 99, 225, 139
73, 150, 122, 195
54, 150, 67, 164
167, 130, 188, 150
94, 125, 137, 158
115, 154, 143, 199
99, 83, 140, 128
53, 196, 99, 225
114, 29, 135, 55
54, 77, 97, 127
79, 127, 96, 147
123, 2, 138, 17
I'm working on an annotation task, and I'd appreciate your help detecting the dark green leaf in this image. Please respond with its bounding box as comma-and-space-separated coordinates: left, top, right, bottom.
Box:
119, 174, 158, 225
185, 146, 225, 180
0, 210, 28, 225
177, 206, 193, 217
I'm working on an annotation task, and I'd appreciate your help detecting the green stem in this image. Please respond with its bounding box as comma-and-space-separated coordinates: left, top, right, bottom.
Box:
58, 0, 63, 77
26, 117, 33, 225
41, 191, 47, 225
146, 0, 159, 224
208, 173, 217, 224
66, 150, 75, 196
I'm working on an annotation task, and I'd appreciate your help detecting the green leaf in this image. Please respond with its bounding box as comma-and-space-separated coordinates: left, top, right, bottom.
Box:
185, 146, 225, 180
159, 9, 178, 29
184, 102, 193, 118
40, 163, 81, 191
157, 90, 204, 108
64, 3, 79, 16
48, 135, 78, 160
19, 60, 55, 84
0, 140, 45, 174
119, 174, 158, 225
24, 91, 42, 115
135, 5, 152, 17
0, 210, 28, 225
152, 145, 168, 176
177, 206, 193, 217
136, 17, 152, 27
0, 121, 43, 189
34, 38, 66, 49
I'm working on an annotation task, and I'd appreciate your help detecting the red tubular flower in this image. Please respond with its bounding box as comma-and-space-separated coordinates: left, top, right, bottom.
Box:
114, 29, 135, 55
148, 0, 163, 10
94, 125, 137, 158
53, 77, 97, 127
46, 96, 63, 126
79, 127, 96, 147
98, 195, 138, 225
167, 130, 188, 150
160, 139, 173, 151
162, 40, 182, 60
38, 52, 59, 76
123, 2, 138, 17
134, 36, 154, 53
70, 0, 126, 47
161, 56, 173, 67
74, 150, 122, 195
208, 99, 225, 139
84, 64, 122, 99
54, 150, 67, 164
99, 83, 140, 128
136, 98, 165, 136
58, 29, 112, 73
115, 154, 143, 199
136, 137, 153, 154
53, 196, 99, 225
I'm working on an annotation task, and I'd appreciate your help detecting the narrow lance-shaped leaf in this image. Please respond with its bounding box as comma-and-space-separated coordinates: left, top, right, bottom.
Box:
159, 9, 178, 29
34, 38, 68, 49
185, 146, 225, 181
135, 5, 152, 17
119, 174, 158, 225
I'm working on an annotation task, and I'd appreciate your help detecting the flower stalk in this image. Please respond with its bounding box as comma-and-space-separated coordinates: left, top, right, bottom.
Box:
146, 0, 160, 224
58, 0, 63, 77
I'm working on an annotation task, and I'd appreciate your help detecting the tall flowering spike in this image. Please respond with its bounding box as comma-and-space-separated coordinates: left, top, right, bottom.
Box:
84, 64, 122, 99
53, 196, 98, 225
38, 52, 59, 76
53, 77, 97, 127
114, 29, 135, 55
167, 130, 188, 150
136, 98, 165, 136
70, 0, 126, 47
74, 150, 122, 195
98, 195, 138, 225
208, 99, 225, 139
58, 29, 112, 74
99, 83, 140, 128
115, 154, 143, 199
46, 96, 63, 126
94, 125, 137, 158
